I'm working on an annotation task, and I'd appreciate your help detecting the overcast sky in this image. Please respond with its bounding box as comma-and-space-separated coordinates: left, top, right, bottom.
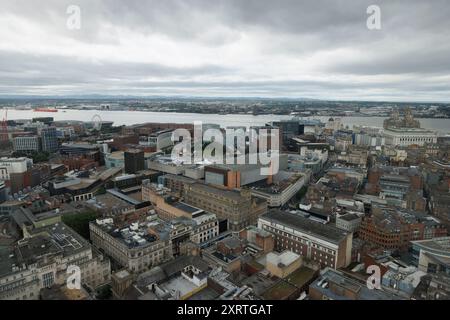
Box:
1, 0, 450, 101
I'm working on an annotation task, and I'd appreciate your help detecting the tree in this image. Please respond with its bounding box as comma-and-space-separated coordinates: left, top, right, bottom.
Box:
296, 186, 308, 200
96, 284, 112, 300
62, 210, 98, 240
12, 151, 49, 163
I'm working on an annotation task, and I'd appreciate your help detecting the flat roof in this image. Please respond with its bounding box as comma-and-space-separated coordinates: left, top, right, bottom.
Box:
61, 143, 99, 150
172, 202, 203, 214
286, 266, 317, 288
338, 213, 361, 222
106, 189, 141, 206
1, 222, 90, 277
260, 209, 349, 244
412, 237, 450, 257
160, 275, 199, 297
310, 268, 404, 300
262, 280, 297, 300
87, 193, 132, 210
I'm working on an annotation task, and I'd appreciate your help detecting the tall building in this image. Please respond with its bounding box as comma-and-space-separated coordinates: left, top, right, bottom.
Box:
0, 157, 31, 180
124, 149, 144, 174
0, 157, 33, 193
0, 180, 7, 203
40, 127, 58, 152
13, 136, 41, 153
269, 120, 304, 147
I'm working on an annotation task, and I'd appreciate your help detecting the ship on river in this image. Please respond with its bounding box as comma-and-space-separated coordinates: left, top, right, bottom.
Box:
33, 107, 58, 113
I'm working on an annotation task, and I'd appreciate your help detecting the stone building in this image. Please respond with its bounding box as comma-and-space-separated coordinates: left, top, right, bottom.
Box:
184, 183, 267, 231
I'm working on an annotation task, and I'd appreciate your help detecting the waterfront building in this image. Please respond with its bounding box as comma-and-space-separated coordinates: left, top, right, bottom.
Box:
383, 108, 437, 147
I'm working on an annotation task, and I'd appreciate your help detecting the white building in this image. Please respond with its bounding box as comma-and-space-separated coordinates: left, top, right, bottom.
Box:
384, 128, 437, 147
189, 211, 219, 244
0, 223, 110, 300
0, 157, 33, 180
251, 172, 310, 207
336, 213, 362, 233
13, 136, 41, 153
355, 133, 385, 147
326, 118, 343, 131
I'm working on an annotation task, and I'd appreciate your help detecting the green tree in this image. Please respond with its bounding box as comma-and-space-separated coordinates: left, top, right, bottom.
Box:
296, 186, 308, 200
62, 210, 98, 240
96, 285, 112, 300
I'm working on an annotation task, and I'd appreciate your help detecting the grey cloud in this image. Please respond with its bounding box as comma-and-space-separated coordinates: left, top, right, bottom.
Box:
0, 51, 232, 84
0, 0, 450, 100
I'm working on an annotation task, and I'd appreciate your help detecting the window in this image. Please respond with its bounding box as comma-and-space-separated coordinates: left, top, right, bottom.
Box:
42, 272, 54, 288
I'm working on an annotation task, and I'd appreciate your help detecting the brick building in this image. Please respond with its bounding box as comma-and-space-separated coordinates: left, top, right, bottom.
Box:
258, 209, 353, 269
359, 205, 447, 252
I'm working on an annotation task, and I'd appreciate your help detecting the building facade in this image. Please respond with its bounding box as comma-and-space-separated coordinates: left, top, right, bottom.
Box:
13, 136, 41, 153
89, 218, 173, 273
384, 128, 438, 147
336, 214, 362, 233
184, 183, 267, 231
124, 149, 145, 174
40, 127, 59, 153
0, 223, 110, 300
258, 210, 353, 269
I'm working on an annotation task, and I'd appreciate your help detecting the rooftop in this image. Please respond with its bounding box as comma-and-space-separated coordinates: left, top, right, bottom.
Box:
172, 202, 203, 215
85, 193, 133, 213
310, 268, 404, 300
61, 143, 100, 150
260, 209, 349, 244
0, 222, 90, 277
338, 213, 361, 222
106, 189, 141, 206
93, 216, 169, 249
189, 183, 246, 201
412, 237, 450, 258
248, 172, 305, 195
262, 280, 297, 300
285, 266, 317, 288
266, 251, 300, 268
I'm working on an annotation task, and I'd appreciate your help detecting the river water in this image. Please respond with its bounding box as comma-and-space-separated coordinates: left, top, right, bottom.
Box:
4, 109, 450, 134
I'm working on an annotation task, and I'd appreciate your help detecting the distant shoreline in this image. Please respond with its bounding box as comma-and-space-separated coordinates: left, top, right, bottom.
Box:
2, 106, 450, 119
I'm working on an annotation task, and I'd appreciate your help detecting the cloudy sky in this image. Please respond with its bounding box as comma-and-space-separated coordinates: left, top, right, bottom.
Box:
1, 0, 450, 101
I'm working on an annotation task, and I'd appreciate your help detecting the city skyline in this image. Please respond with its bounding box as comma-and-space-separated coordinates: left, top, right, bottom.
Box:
0, 0, 449, 306
1, 0, 450, 101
